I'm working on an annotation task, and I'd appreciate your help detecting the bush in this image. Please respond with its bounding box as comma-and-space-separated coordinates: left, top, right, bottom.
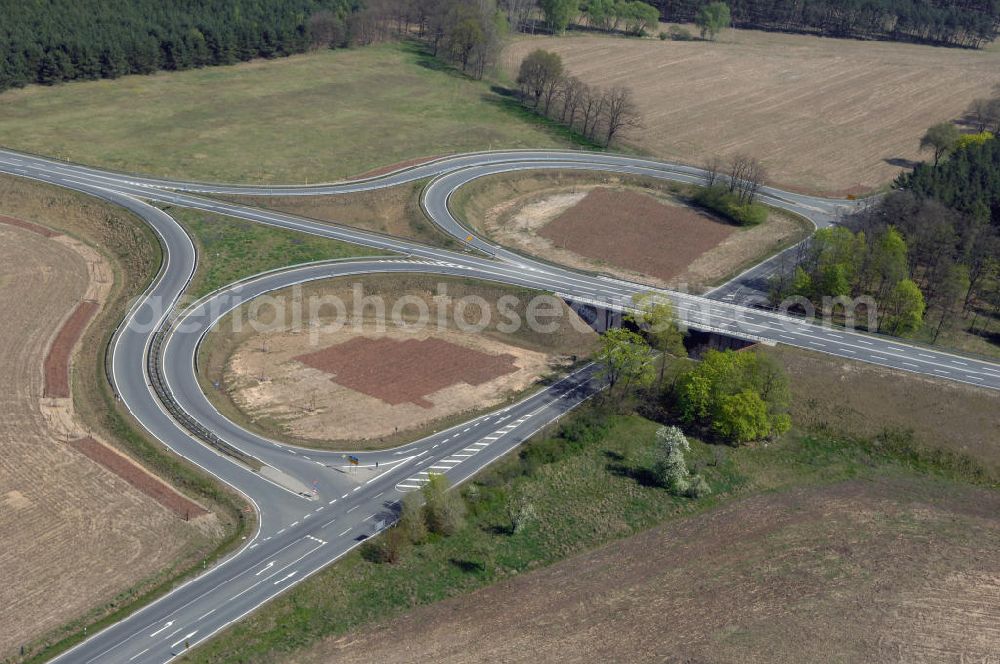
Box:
422, 473, 466, 536
360, 526, 409, 564
693, 185, 768, 226
668, 25, 694, 40
659, 30, 669, 40
398, 492, 428, 544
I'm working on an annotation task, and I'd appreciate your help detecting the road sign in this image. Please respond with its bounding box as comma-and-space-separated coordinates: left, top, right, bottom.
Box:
348, 455, 360, 465
465, 234, 474, 243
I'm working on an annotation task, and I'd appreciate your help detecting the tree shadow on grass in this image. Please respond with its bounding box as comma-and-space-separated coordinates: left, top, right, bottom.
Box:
606, 458, 661, 488
884, 157, 920, 169
450, 557, 486, 574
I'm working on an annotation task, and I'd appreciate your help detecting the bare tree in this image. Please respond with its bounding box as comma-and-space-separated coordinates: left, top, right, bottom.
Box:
704, 154, 724, 187
601, 86, 641, 147
500, 0, 536, 32
579, 86, 605, 142
558, 75, 585, 127
728, 154, 766, 204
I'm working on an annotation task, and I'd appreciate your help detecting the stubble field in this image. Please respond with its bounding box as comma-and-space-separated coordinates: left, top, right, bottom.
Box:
0, 224, 208, 659
503, 28, 1000, 194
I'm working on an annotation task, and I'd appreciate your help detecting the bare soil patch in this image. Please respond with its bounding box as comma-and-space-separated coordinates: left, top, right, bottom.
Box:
68, 437, 208, 520
43, 301, 98, 398
225, 325, 553, 445
0, 224, 206, 659
540, 187, 734, 282
292, 478, 1000, 664
296, 337, 518, 408
199, 274, 597, 448
765, 344, 1000, 473
453, 170, 810, 291
503, 28, 1000, 194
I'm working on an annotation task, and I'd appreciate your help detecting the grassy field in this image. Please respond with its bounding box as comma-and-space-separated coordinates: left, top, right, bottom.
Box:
166, 206, 380, 298
0, 42, 581, 184
0, 175, 250, 664
222, 179, 460, 250
503, 27, 1000, 195
181, 353, 998, 663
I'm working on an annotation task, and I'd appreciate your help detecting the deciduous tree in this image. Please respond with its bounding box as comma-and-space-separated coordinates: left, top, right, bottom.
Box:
696, 2, 731, 40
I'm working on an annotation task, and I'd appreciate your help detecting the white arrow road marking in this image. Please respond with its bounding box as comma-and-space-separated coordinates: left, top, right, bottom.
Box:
170, 631, 198, 648
255, 561, 275, 576
148, 621, 173, 637
274, 571, 297, 585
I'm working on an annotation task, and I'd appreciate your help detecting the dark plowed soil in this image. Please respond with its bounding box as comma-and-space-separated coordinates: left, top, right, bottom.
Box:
0, 214, 58, 237
296, 336, 518, 408
539, 188, 734, 281
68, 437, 208, 519
43, 300, 99, 398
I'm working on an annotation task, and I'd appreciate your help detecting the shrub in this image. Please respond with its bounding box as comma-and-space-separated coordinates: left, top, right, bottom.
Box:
693, 185, 768, 226
422, 473, 466, 536
668, 25, 694, 40
398, 492, 428, 544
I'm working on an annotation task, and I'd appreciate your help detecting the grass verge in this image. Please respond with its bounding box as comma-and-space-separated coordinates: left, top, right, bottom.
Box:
219, 179, 461, 250
164, 206, 381, 299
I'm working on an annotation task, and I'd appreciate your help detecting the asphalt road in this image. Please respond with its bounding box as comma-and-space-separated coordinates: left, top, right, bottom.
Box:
0, 148, 995, 663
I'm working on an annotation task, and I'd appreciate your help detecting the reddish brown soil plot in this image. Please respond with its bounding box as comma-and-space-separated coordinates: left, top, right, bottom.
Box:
68, 437, 208, 519
540, 188, 734, 282
0, 214, 58, 237
43, 300, 99, 398
295, 337, 518, 408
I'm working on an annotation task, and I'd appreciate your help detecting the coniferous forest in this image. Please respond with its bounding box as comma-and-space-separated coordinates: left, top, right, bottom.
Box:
0, 0, 359, 92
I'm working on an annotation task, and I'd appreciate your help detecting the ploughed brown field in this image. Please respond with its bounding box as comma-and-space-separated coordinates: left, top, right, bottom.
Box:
0, 222, 203, 658
540, 187, 734, 281
291, 478, 1000, 664
296, 337, 519, 408
503, 28, 1000, 194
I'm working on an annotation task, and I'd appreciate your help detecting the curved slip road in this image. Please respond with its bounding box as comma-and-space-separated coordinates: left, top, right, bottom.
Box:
0, 148, 995, 663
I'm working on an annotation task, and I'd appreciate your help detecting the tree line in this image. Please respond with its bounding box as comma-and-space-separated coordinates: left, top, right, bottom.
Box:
516, 48, 641, 146
653, 0, 999, 47
0, 0, 378, 92
773, 115, 1000, 346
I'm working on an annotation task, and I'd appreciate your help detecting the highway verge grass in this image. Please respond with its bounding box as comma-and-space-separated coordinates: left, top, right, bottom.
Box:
220, 179, 462, 251
164, 206, 382, 299
0, 41, 585, 184
181, 364, 997, 663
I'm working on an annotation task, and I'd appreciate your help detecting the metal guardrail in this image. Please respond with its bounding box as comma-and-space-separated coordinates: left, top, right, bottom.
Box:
146, 312, 261, 469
